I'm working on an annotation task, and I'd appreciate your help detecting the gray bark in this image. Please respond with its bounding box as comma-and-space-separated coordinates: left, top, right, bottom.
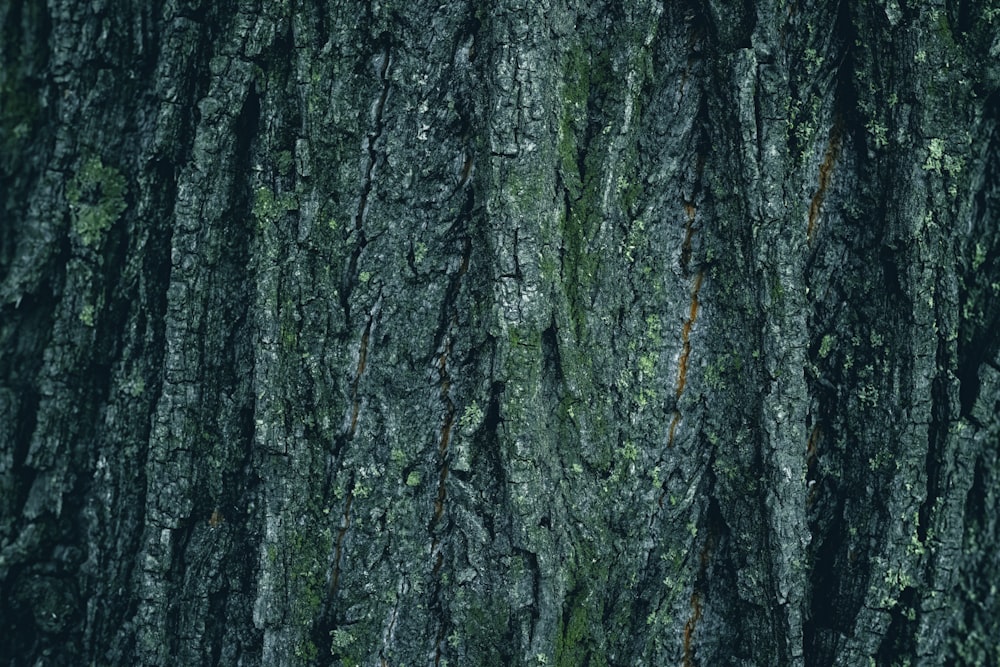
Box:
2, 1, 1000, 665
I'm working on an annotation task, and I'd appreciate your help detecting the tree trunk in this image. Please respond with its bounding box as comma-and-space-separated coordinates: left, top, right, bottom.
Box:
2, 1, 999, 665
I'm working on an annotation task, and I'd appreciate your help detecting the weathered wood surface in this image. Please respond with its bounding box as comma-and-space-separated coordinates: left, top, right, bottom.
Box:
2, 1, 999, 665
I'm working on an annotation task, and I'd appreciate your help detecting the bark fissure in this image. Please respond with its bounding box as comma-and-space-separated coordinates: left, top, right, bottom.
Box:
347, 315, 373, 442
806, 120, 843, 244
328, 487, 354, 600
342, 38, 392, 324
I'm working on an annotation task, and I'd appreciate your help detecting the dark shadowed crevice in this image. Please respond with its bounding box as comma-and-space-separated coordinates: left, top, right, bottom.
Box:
474, 376, 508, 509
197, 78, 263, 660
9, 388, 40, 512
207, 589, 227, 665
801, 6, 923, 657
140, 157, 179, 367
0, 288, 53, 505
230, 407, 263, 657
945, 0, 973, 36
109, 157, 179, 617
694, 0, 754, 51
804, 495, 851, 666
0, 0, 52, 188
425, 232, 474, 667
830, 0, 863, 156
541, 320, 563, 384
0, 0, 56, 402
876, 585, 919, 665
917, 365, 951, 545
680, 488, 729, 667
947, 454, 1000, 662
957, 99, 1000, 420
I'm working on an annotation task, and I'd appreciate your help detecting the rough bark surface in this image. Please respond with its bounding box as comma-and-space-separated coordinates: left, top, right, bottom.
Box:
2, 1, 1000, 665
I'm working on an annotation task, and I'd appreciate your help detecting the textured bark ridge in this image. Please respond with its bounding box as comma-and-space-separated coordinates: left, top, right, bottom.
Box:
2, 1, 1000, 665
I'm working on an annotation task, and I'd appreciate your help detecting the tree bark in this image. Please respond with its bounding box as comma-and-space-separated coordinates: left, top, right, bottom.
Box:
2, 1, 999, 665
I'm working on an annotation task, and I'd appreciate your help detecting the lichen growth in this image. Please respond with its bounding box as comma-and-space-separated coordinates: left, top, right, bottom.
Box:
819, 334, 835, 359
79, 303, 96, 327
924, 138, 947, 173
67, 156, 128, 247
413, 241, 428, 264
459, 402, 483, 434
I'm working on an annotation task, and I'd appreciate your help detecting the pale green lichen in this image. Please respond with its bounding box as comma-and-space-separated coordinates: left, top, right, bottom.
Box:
67, 156, 128, 247
79, 303, 96, 327
924, 138, 946, 172
973, 243, 987, 270
819, 334, 835, 358
459, 402, 483, 434
866, 120, 889, 148
329, 628, 355, 651
413, 241, 428, 264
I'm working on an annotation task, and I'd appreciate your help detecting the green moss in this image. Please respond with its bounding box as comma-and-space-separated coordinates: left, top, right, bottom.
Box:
934, 10, 960, 53
704, 352, 745, 391
556, 595, 591, 667
560, 207, 599, 337
557, 40, 614, 339
461, 600, 513, 666
253, 187, 298, 226
67, 156, 128, 247
286, 522, 334, 658
554, 587, 609, 667
276, 149, 295, 176
506, 169, 550, 214
294, 640, 318, 662
507, 325, 540, 350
